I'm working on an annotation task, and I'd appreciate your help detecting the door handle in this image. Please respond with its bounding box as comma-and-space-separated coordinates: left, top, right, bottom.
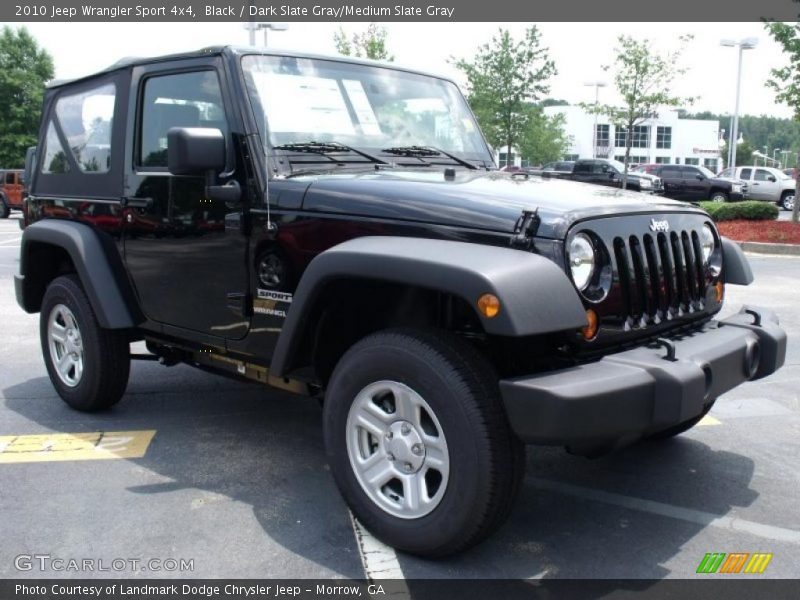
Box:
121, 197, 153, 208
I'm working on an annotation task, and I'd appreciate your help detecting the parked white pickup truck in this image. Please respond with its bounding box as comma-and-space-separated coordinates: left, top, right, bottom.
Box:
719, 166, 796, 210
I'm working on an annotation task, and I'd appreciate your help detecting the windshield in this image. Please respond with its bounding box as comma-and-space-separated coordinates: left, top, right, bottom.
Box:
241, 55, 490, 162
697, 166, 716, 178
609, 160, 627, 172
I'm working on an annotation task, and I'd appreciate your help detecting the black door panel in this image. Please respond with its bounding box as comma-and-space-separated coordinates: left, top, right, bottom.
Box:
122, 61, 249, 340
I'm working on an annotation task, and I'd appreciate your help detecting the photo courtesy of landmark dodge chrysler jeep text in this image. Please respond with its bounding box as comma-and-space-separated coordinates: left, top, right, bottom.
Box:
15, 47, 786, 557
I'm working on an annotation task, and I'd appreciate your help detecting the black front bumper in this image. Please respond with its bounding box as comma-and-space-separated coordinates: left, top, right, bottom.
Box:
500, 306, 786, 450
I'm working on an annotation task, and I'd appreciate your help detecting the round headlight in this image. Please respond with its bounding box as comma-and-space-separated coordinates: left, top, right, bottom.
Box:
569, 233, 595, 290
701, 224, 715, 262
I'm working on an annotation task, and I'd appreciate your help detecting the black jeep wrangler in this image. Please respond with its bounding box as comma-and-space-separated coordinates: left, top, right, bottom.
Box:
15, 47, 786, 557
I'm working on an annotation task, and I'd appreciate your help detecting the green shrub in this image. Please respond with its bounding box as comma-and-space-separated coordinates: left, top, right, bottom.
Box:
697, 201, 779, 222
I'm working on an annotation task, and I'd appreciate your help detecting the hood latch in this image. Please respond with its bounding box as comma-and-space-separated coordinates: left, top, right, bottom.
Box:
511, 209, 540, 249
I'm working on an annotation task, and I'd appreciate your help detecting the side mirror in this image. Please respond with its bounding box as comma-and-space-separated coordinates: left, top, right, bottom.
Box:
768, 175, 776, 182
696, 174, 704, 180
167, 127, 225, 175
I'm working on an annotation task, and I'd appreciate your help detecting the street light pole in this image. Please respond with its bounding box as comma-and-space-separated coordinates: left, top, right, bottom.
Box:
255, 22, 288, 47
721, 37, 757, 170
584, 81, 607, 158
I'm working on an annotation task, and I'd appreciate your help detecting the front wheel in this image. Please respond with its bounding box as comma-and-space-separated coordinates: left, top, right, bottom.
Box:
323, 328, 524, 557
40, 275, 131, 411
710, 191, 729, 203
781, 191, 795, 211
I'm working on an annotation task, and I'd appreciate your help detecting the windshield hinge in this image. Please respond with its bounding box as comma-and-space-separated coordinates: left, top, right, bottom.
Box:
511, 209, 540, 249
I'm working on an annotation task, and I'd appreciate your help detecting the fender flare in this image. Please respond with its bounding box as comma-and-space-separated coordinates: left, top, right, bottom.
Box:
16, 220, 141, 328
270, 236, 588, 377
721, 236, 753, 285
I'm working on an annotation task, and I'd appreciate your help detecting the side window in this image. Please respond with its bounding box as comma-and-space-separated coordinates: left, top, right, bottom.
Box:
5, 172, 14, 184
41, 121, 71, 174
740, 168, 752, 180
681, 167, 700, 178
54, 83, 116, 173
754, 169, 771, 181
139, 70, 228, 168
661, 166, 681, 178
573, 162, 590, 174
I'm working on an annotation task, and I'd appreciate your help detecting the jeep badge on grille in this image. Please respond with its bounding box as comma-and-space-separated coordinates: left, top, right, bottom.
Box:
649, 218, 670, 233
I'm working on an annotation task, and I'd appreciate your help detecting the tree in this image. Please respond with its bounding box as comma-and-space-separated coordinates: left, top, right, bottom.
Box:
454, 27, 556, 164
765, 20, 800, 222
720, 139, 754, 167
517, 108, 571, 166
334, 23, 394, 61
583, 35, 693, 188
0, 26, 54, 168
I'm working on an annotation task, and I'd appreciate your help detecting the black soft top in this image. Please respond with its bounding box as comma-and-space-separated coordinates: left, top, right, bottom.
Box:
46, 46, 451, 89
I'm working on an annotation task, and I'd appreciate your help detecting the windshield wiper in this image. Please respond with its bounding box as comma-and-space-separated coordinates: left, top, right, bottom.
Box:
273, 141, 390, 165
381, 145, 478, 170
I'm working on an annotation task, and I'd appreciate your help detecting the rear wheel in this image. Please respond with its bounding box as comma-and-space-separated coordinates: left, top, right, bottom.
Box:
781, 191, 795, 211
710, 191, 728, 203
323, 328, 524, 557
40, 275, 130, 411
0, 195, 9, 218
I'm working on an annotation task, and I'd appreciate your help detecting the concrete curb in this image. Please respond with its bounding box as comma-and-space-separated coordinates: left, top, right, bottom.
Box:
737, 240, 800, 256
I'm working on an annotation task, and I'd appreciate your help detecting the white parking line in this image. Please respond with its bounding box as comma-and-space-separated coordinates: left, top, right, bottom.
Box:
531, 477, 800, 544
349, 512, 410, 597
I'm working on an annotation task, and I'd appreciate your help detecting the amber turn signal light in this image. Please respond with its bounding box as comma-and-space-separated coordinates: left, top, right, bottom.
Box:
477, 294, 501, 318
581, 309, 599, 340
715, 281, 725, 303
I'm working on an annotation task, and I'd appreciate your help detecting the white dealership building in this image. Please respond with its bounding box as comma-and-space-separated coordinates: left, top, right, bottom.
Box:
541, 105, 724, 172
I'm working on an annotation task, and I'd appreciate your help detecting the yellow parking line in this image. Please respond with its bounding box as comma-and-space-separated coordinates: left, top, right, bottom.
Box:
697, 415, 722, 427
0, 430, 156, 464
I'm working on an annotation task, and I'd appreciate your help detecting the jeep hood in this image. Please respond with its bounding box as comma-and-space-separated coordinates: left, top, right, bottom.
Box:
290, 169, 704, 239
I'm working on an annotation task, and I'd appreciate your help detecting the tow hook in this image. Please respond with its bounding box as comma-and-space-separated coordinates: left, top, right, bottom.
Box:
655, 338, 678, 362
743, 308, 762, 327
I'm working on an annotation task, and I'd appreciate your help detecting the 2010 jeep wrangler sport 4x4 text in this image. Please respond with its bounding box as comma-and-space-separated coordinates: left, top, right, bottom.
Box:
16, 47, 786, 557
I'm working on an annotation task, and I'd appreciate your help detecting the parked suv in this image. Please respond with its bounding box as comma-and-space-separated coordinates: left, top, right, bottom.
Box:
0, 168, 25, 217
15, 47, 786, 556
719, 166, 795, 211
634, 164, 747, 203
549, 158, 663, 193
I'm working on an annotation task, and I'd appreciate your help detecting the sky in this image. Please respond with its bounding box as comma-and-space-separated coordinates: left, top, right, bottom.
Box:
14, 21, 794, 119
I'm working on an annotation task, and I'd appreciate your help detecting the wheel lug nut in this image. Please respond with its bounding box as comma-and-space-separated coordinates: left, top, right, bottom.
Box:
385, 431, 393, 439
412, 444, 423, 455
387, 453, 395, 461
404, 463, 413, 472
400, 424, 410, 435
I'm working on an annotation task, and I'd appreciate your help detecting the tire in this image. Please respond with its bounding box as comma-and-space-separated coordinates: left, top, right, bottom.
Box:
323, 328, 524, 557
0, 195, 9, 218
781, 191, 795, 212
710, 191, 728, 203
645, 401, 715, 441
40, 274, 130, 411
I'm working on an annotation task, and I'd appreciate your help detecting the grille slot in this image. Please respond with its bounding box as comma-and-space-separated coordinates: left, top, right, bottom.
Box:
613, 227, 706, 327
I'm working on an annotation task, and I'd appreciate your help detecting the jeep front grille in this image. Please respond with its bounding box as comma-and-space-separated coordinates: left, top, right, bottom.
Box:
612, 230, 707, 329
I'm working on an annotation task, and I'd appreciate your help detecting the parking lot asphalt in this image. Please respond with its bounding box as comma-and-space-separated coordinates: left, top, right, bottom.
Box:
1, 212, 798, 582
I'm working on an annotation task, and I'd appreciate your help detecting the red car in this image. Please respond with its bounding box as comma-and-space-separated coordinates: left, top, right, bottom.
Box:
0, 169, 26, 217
